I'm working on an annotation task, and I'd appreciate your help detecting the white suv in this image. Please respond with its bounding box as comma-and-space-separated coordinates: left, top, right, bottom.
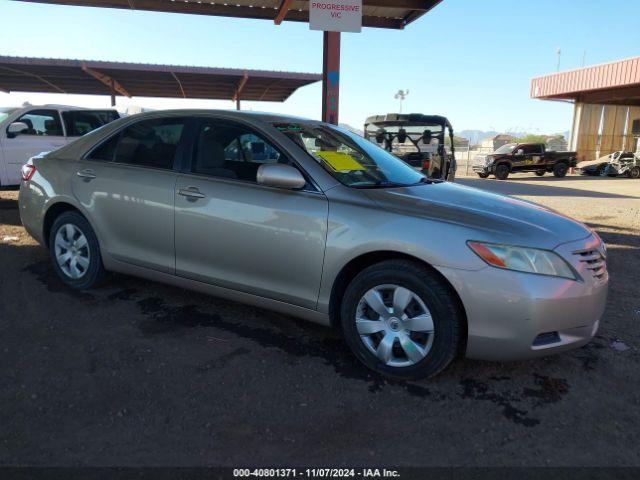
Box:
0, 105, 119, 186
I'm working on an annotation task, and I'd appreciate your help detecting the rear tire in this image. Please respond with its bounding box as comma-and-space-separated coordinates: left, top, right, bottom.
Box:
494, 164, 510, 180
340, 260, 462, 380
553, 162, 569, 178
477, 172, 489, 179
535, 170, 546, 176
49, 211, 106, 290
628, 166, 640, 179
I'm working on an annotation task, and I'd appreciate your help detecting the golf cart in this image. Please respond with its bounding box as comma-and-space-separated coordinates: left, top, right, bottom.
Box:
364, 114, 456, 181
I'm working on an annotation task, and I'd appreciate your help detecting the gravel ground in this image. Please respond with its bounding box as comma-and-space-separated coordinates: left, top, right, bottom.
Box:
1, 173, 639, 467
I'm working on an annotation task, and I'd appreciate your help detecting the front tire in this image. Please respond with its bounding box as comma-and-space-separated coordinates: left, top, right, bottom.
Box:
535, 170, 546, 176
553, 162, 569, 177
49, 211, 106, 290
340, 260, 463, 380
477, 172, 489, 179
494, 164, 510, 180
628, 166, 640, 179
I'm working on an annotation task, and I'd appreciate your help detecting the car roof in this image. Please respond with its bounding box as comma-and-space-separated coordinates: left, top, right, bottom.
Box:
8, 104, 118, 112
122, 109, 318, 124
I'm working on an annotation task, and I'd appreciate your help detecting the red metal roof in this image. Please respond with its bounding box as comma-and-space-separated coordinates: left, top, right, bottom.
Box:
531, 57, 640, 105
12, 0, 444, 29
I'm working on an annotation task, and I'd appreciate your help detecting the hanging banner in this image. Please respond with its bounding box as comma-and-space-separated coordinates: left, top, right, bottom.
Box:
309, 0, 363, 33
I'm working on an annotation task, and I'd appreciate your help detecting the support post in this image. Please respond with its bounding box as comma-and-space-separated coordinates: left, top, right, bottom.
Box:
322, 31, 341, 125
233, 71, 249, 112
110, 79, 116, 106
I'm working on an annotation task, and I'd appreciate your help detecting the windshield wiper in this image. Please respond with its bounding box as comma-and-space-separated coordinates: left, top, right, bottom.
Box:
352, 181, 411, 189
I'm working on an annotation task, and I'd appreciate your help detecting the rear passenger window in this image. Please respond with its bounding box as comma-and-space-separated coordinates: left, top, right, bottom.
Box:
192, 121, 287, 182
521, 144, 543, 154
62, 110, 120, 137
114, 118, 186, 169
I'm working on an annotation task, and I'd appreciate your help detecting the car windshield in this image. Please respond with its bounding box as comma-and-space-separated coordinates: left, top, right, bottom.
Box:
274, 122, 427, 188
0, 107, 18, 123
493, 143, 517, 154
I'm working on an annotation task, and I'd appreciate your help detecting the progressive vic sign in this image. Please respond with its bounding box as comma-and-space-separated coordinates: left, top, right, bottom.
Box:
309, 0, 363, 33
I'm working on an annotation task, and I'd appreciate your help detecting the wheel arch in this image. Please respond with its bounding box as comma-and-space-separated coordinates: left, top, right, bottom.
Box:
328, 250, 468, 353
42, 201, 85, 248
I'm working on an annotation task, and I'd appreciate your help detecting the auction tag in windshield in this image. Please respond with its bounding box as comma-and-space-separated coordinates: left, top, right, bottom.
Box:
316, 151, 365, 172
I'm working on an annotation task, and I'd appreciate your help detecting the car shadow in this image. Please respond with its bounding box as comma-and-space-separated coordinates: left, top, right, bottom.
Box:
457, 177, 638, 199
0, 197, 21, 226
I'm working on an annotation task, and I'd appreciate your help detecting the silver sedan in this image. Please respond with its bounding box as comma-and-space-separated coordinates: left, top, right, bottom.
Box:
18, 110, 608, 379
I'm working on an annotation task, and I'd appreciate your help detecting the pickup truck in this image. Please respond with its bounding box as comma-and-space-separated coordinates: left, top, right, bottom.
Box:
472, 143, 577, 180
0, 105, 119, 186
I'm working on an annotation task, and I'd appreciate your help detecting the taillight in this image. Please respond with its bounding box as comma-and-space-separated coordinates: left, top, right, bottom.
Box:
21, 164, 36, 181
422, 159, 431, 170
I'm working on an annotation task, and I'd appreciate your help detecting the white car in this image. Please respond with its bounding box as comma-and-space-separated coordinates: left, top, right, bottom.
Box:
0, 105, 119, 186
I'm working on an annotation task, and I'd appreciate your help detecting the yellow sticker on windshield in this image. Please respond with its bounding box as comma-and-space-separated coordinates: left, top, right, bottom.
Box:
316, 151, 365, 172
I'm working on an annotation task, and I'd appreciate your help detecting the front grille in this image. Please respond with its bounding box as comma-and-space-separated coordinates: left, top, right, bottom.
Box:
573, 248, 607, 280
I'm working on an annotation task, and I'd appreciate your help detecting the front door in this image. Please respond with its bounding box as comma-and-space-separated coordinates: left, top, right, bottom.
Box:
3, 109, 67, 185
174, 119, 328, 309
71, 116, 188, 274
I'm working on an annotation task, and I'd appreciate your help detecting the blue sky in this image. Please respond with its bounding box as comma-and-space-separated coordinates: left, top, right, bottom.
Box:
1, 0, 639, 134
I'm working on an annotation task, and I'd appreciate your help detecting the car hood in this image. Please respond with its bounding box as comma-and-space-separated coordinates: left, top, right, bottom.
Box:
577, 158, 608, 168
364, 181, 592, 249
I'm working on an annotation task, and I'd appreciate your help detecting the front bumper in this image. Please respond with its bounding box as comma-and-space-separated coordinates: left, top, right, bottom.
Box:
436, 234, 608, 361
472, 164, 492, 174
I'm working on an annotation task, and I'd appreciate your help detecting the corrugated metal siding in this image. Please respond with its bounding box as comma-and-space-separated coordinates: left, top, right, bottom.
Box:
531, 57, 640, 99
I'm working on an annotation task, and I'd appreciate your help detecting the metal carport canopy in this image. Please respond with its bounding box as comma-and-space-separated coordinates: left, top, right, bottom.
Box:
0, 55, 321, 107
13, 0, 443, 30
531, 56, 640, 106
11, 0, 445, 123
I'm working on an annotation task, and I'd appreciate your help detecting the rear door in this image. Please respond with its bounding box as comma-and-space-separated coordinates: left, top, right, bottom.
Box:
3, 109, 67, 184
71, 116, 189, 274
174, 118, 328, 309
528, 144, 544, 167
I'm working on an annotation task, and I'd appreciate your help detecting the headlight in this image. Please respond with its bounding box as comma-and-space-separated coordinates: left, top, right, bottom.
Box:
485, 156, 494, 166
467, 241, 576, 279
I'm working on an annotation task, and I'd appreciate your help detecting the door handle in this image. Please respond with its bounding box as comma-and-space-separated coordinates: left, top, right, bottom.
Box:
76, 169, 97, 179
178, 187, 206, 199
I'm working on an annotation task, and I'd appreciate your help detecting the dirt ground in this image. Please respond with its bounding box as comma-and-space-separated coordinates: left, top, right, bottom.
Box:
1, 173, 639, 467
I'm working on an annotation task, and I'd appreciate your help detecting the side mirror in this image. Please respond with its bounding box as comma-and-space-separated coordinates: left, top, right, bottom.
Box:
257, 164, 306, 190
516, 149, 524, 156
422, 130, 432, 144
397, 128, 407, 143
7, 121, 29, 138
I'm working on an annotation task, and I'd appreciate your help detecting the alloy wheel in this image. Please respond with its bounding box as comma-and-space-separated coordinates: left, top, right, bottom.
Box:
355, 284, 435, 367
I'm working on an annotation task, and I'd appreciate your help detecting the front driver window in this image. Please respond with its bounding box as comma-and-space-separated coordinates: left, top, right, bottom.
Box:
192, 121, 288, 182
15, 109, 63, 136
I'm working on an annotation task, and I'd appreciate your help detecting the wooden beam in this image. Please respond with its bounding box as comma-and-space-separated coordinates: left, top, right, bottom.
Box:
274, 0, 293, 25
233, 71, 249, 103
0, 65, 66, 93
171, 71, 187, 98
81, 62, 131, 98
